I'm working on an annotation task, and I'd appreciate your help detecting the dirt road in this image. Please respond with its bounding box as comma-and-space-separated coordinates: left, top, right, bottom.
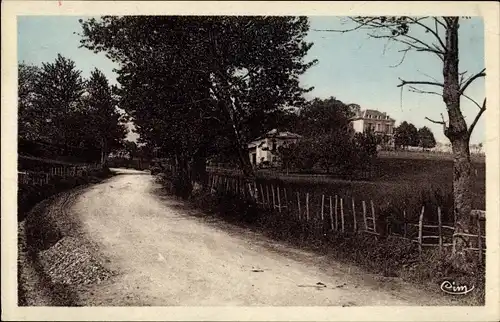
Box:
68, 168, 456, 306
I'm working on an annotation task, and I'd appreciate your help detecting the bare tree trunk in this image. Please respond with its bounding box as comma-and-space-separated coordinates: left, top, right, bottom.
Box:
443, 18, 474, 269
213, 87, 255, 179
100, 138, 108, 167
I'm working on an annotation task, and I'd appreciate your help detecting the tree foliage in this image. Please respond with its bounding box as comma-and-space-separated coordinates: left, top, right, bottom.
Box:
31, 54, 85, 144
81, 68, 127, 164
274, 97, 377, 177
394, 121, 419, 149
78, 16, 317, 195
18, 62, 42, 140
417, 126, 437, 149
18, 55, 127, 163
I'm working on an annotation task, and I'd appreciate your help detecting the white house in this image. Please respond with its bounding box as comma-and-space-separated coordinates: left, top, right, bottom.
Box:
248, 129, 301, 166
350, 109, 396, 147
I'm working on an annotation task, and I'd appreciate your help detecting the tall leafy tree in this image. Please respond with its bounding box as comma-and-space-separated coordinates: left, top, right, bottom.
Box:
18, 62, 42, 140
318, 16, 486, 267
394, 121, 419, 149
32, 54, 86, 145
78, 16, 317, 196
417, 126, 437, 150
81, 68, 127, 165
296, 97, 356, 136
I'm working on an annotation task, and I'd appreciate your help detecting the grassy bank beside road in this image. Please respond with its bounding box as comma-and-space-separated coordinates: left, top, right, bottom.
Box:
17, 167, 115, 306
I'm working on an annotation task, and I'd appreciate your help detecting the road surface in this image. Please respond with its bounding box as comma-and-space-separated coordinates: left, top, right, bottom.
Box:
66, 168, 455, 306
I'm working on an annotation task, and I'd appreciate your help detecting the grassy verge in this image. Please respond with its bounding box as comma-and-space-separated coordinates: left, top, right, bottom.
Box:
18, 168, 115, 306
184, 185, 485, 305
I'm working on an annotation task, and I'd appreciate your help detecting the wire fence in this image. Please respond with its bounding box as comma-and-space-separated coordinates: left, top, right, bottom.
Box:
208, 172, 486, 262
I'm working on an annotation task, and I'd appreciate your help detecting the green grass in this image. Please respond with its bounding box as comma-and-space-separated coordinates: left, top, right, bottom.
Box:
188, 189, 485, 305
209, 156, 485, 228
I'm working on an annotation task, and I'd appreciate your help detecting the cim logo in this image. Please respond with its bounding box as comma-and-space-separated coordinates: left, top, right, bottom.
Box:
440, 280, 475, 295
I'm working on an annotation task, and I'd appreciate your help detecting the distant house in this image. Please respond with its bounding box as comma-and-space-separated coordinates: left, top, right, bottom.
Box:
248, 129, 301, 166
350, 109, 396, 147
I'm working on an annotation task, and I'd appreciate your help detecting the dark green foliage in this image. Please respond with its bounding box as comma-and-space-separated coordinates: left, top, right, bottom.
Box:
78, 16, 317, 192
18, 62, 43, 141
274, 98, 378, 178
394, 121, 419, 149
80, 68, 127, 164
30, 54, 85, 145
18, 55, 127, 163
418, 126, 437, 149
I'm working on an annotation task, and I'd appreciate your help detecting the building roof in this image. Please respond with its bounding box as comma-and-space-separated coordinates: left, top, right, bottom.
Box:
256, 129, 302, 140
351, 109, 395, 122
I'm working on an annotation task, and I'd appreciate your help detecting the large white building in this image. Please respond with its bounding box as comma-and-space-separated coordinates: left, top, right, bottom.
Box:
350, 109, 396, 147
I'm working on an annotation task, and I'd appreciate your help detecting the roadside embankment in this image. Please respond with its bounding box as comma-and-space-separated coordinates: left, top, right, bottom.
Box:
18, 168, 115, 306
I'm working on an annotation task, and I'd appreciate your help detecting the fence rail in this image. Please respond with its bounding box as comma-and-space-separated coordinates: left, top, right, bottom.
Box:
207, 172, 486, 261
18, 163, 102, 186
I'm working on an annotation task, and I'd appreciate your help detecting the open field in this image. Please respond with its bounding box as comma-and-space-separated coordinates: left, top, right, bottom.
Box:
378, 150, 485, 163
208, 156, 486, 226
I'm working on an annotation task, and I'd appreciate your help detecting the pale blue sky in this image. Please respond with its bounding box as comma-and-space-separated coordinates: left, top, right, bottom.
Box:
18, 16, 485, 144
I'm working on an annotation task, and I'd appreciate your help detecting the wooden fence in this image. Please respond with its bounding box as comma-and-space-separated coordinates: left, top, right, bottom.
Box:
208, 173, 486, 261
18, 163, 102, 186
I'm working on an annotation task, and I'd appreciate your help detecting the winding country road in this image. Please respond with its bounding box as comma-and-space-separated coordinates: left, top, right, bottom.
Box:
66, 168, 457, 306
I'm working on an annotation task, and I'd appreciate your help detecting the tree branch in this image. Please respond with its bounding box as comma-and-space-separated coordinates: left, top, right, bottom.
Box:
312, 17, 380, 33
368, 34, 444, 60
425, 114, 445, 125
389, 47, 410, 67
459, 70, 468, 86
460, 68, 486, 95
425, 113, 448, 134
408, 17, 447, 52
397, 78, 444, 88
468, 98, 486, 136
434, 17, 447, 29
461, 92, 483, 110
408, 86, 441, 96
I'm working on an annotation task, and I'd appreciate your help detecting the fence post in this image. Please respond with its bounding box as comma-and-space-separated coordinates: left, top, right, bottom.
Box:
403, 210, 407, 238
284, 188, 288, 210
306, 192, 310, 221
260, 184, 265, 208
45, 173, 49, 184
247, 182, 253, 200
352, 197, 357, 233
321, 195, 325, 222
266, 185, 271, 208
297, 192, 301, 221
418, 206, 425, 256
340, 198, 345, 233
329, 196, 334, 231
362, 200, 367, 231
335, 195, 338, 231
370, 200, 376, 233
477, 218, 483, 264
271, 185, 276, 210
277, 187, 282, 213
438, 207, 443, 252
